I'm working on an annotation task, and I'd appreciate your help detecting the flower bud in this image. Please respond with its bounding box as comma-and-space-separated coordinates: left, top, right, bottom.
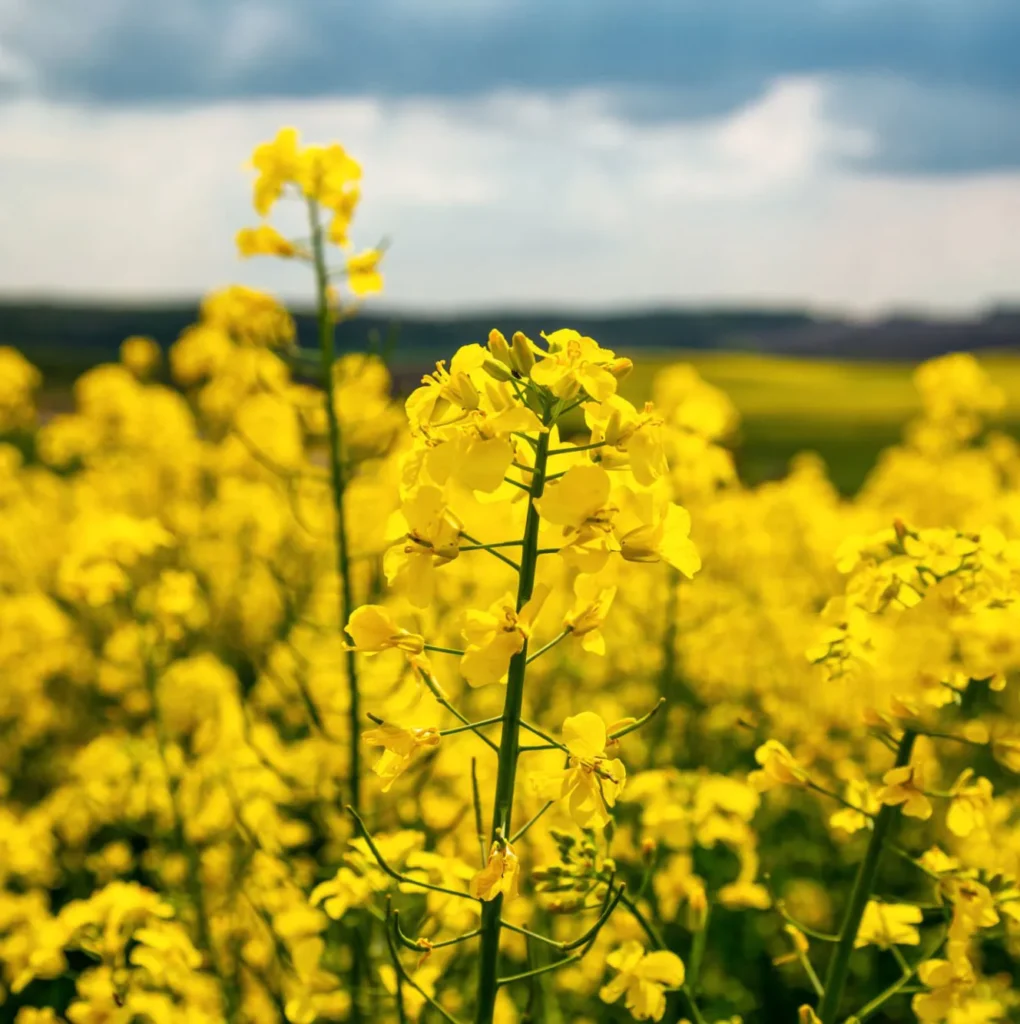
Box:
609, 357, 634, 380
686, 883, 709, 931
640, 837, 657, 864
511, 332, 536, 375
488, 329, 512, 365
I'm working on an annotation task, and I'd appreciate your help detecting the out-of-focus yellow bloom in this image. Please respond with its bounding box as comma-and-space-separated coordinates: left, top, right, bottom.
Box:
0, 346, 41, 431
599, 941, 686, 1022
912, 957, 976, 1023
236, 224, 300, 259
250, 126, 302, 215
946, 769, 993, 837
310, 867, 375, 921
119, 335, 161, 378
829, 779, 879, 835
877, 763, 933, 820
749, 740, 808, 792
346, 249, 384, 296
200, 284, 295, 348
855, 901, 923, 948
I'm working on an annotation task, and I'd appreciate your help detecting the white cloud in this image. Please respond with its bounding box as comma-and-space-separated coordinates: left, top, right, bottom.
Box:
0, 77, 1018, 314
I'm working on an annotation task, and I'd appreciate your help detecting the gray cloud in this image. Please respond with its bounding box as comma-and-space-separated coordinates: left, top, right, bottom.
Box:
2, 0, 1019, 173
2, 84, 1018, 313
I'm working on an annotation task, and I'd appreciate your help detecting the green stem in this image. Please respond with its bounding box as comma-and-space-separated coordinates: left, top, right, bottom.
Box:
474, 425, 551, 1024
308, 197, 362, 816
817, 729, 917, 1024
144, 658, 234, 1018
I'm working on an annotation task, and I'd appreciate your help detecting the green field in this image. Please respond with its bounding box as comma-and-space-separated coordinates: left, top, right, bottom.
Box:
617, 350, 1020, 493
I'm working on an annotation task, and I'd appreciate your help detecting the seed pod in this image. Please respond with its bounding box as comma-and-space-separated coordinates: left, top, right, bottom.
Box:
482, 357, 512, 383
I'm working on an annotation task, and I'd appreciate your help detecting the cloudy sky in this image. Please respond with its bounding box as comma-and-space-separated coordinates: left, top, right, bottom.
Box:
1, 0, 1019, 314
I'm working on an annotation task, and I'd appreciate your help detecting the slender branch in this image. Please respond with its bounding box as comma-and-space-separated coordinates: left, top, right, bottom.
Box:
347, 807, 480, 903
608, 698, 667, 741
519, 720, 570, 753
562, 883, 626, 952
510, 801, 554, 843
916, 729, 988, 749
392, 914, 482, 952
420, 671, 499, 753
807, 780, 878, 820
526, 631, 570, 665
461, 531, 522, 573
547, 441, 607, 456
440, 716, 503, 737
681, 987, 708, 1024
425, 644, 467, 657
497, 955, 580, 986
887, 844, 942, 882
851, 931, 947, 1023
384, 905, 466, 1024
472, 759, 487, 867
618, 891, 667, 951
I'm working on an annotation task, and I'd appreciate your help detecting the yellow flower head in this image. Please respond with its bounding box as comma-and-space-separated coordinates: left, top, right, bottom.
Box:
876, 763, 933, 820
250, 126, 302, 216
384, 485, 463, 608
236, 224, 299, 259
531, 712, 626, 830
363, 723, 441, 792
470, 839, 520, 902
748, 740, 808, 792
599, 941, 685, 1022
346, 249, 385, 297
461, 586, 548, 688
531, 329, 620, 403
344, 606, 427, 671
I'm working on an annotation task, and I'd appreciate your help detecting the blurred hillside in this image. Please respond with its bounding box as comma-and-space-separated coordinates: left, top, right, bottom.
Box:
4, 300, 1020, 377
